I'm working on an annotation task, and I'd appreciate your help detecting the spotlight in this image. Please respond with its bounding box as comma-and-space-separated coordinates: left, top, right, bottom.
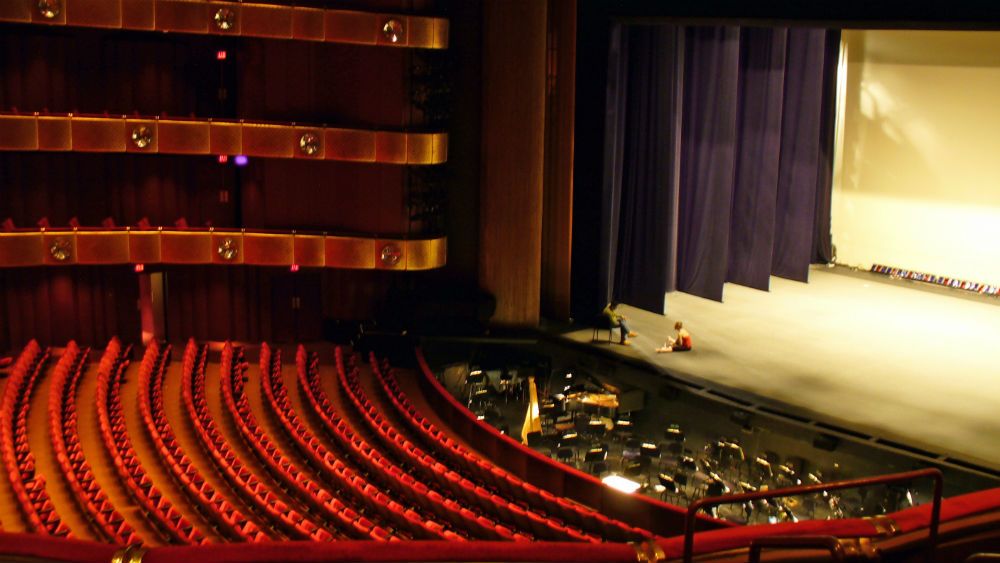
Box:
216, 50, 227, 61
234, 155, 249, 167
134, 264, 145, 273
217, 155, 228, 164
290, 264, 299, 272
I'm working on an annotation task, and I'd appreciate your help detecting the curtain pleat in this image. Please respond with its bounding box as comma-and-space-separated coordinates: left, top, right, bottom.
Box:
609, 26, 681, 312
727, 28, 787, 291
676, 27, 742, 302
602, 25, 841, 304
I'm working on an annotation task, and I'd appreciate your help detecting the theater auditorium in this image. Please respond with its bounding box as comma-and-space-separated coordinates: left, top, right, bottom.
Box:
0, 1, 999, 562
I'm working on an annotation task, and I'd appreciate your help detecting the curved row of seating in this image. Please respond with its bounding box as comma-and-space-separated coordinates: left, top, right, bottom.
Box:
298, 346, 529, 541
259, 345, 453, 540
94, 339, 204, 544
1, 341, 64, 535
215, 343, 386, 540
335, 348, 595, 542
178, 340, 334, 542
137, 342, 267, 542
368, 352, 654, 543
47, 342, 137, 544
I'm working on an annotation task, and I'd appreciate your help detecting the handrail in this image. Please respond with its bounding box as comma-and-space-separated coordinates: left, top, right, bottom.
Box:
682, 467, 943, 563
965, 555, 1000, 562
748, 535, 847, 563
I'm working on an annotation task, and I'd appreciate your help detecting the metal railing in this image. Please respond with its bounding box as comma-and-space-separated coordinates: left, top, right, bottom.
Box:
682, 467, 943, 563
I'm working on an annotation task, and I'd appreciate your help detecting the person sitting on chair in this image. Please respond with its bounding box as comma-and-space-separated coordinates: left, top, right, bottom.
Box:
602, 301, 637, 345
656, 321, 692, 353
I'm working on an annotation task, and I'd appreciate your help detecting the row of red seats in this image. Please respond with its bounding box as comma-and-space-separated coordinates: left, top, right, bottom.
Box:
137, 342, 268, 542
297, 346, 527, 542
47, 341, 138, 543
213, 343, 383, 540
259, 345, 457, 541
178, 340, 334, 543
337, 349, 596, 543
0, 341, 65, 535
372, 353, 654, 542
94, 338, 205, 544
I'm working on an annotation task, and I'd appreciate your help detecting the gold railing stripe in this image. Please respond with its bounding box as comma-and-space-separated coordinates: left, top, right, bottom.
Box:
0, 0, 448, 49
865, 514, 902, 536
0, 229, 446, 271
0, 113, 448, 165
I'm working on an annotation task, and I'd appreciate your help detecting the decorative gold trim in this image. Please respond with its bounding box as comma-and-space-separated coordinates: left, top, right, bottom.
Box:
110, 545, 145, 563
632, 540, 666, 563
0, 113, 447, 165
0, 1, 448, 49
865, 514, 901, 536
0, 229, 446, 271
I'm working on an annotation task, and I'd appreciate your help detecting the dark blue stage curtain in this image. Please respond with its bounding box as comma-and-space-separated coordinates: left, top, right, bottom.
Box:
602, 25, 839, 306
601, 25, 683, 312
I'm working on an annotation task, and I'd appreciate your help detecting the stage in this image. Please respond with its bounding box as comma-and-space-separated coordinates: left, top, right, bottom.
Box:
560, 266, 1000, 472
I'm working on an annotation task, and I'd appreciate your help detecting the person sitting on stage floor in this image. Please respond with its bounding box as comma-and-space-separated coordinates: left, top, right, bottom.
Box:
657, 321, 692, 353
602, 301, 637, 345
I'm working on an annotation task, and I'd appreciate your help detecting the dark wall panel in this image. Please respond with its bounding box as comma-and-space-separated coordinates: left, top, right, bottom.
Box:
0, 153, 235, 229
242, 160, 406, 235
238, 40, 408, 128
0, 267, 141, 352
164, 266, 269, 344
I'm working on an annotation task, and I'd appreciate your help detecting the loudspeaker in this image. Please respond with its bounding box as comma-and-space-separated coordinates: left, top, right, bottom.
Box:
813, 434, 840, 451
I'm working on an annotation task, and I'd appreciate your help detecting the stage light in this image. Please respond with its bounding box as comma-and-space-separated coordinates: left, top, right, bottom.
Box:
234, 155, 248, 167
602, 474, 641, 494
216, 50, 227, 61
290, 264, 300, 272
217, 155, 228, 164
134, 264, 144, 273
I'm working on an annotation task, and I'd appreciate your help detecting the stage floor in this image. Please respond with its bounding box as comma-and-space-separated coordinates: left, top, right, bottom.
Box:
561, 266, 1000, 471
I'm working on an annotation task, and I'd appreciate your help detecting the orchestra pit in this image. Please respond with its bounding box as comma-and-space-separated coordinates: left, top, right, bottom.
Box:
1, 1, 999, 562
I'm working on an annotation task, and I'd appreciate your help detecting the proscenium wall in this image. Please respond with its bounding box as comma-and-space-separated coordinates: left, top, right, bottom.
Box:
832, 30, 1000, 285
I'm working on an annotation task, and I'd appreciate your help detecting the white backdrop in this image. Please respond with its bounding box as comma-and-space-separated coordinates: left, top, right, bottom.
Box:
832, 30, 1000, 285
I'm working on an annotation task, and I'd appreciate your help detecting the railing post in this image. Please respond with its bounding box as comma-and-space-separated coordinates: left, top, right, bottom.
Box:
682, 468, 943, 563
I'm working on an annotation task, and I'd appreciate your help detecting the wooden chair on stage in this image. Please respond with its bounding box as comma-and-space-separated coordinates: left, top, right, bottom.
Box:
590, 315, 616, 343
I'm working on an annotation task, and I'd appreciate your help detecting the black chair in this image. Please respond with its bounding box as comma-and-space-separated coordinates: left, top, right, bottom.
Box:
585, 417, 605, 440
612, 419, 634, 442
584, 444, 608, 463
665, 424, 685, 443
466, 370, 486, 385
679, 455, 697, 472
525, 430, 543, 447
556, 447, 576, 466
559, 431, 580, 449
591, 460, 609, 477
640, 442, 660, 459
624, 457, 650, 479
666, 441, 684, 458
674, 471, 690, 497
590, 315, 616, 343
657, 473, 681, 502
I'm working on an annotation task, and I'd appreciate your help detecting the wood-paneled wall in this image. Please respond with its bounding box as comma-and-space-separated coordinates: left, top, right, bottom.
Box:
541, 0, 576, 322
479, 0, 547, 326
